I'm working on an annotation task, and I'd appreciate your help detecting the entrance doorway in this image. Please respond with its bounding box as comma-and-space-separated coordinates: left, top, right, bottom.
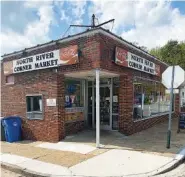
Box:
87, 78, 114, 130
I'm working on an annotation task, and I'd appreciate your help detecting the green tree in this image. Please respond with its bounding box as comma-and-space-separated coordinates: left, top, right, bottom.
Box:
150, 40, 185, 70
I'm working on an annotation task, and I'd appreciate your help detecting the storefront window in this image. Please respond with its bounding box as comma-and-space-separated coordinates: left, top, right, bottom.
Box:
65, 79, 84, 108
133, 77, 174, 120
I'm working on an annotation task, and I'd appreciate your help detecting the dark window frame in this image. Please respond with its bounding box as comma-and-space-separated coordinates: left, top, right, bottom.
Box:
26, 94, 43, 120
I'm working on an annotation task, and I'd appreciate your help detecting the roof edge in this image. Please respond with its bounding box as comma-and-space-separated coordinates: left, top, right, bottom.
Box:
99, 28, 169, 67
2, 28, 100, 58
2, 27, 168, 67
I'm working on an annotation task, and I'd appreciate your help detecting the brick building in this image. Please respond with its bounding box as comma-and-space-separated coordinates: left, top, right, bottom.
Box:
1, 27, 180, 142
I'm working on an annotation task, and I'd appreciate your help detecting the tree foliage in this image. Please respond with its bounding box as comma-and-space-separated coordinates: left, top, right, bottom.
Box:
150, 40, 185, 70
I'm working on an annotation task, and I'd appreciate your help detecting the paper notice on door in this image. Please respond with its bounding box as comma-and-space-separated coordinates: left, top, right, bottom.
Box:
113, 96, 118, 102
105, 97, 110, 101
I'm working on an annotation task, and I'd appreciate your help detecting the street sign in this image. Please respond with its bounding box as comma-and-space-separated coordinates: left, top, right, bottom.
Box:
162, 65, 185, 89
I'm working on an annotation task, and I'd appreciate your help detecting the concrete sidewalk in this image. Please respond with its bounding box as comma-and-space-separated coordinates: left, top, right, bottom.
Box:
1, 147, 185, 177
64, 118, 185, 158
0, 153, 71, 176
1, 119, 185, 176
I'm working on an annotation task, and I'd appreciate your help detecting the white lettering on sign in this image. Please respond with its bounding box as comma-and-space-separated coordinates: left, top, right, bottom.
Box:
115, 47, 160, 76
46, 99, 56, 107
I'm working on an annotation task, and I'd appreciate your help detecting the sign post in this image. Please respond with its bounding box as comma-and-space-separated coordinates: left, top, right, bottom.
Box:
166, 65, 175, 149
162, 65, 185, 149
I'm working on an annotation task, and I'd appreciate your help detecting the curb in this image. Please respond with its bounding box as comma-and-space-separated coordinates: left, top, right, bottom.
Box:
153, 147, 185, 176
1, 147, 185, 177
154, 158, 185, 176
1, 162, 52, 177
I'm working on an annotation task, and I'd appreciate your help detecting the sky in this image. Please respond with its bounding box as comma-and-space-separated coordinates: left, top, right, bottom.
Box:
1, 0, 185, 57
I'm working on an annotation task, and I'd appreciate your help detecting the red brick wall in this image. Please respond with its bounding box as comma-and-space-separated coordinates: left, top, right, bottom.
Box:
118, 74, 133, 134
65, 121, 85, 135
1, 67, 63, 142
1, 33, 101, 141
98, 33, 180, 135
57, 72, 65, 140
2, 30, 180, 141
118, 74, 179, 135
57, 34, 101, 136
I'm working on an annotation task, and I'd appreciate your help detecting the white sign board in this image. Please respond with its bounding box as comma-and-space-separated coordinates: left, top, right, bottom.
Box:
115, 47, 160, 76
3, 45, 79, 75
46, 99, 56, 107
162, 65, 185, 89
13, 50, 59, 73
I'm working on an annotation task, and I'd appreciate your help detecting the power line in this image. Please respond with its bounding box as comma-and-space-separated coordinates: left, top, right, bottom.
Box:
62, 26, 71, 38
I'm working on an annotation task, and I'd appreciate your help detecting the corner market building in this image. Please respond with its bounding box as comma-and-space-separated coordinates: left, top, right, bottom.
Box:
1, 27, 180, 144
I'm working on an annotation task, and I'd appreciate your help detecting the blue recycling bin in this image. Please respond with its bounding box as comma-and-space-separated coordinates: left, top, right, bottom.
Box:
0, 117, 6, 141
2, 116, 22, 143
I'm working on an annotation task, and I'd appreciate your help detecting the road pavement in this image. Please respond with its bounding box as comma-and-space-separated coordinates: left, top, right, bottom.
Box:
156, 160, 185, 177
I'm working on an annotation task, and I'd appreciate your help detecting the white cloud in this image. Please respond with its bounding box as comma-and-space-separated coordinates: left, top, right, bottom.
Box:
60, 10, 71, 23
90, 1, 185, 49
23, 1, 52, 9
1, 1, 55, 56
71, 0, 87, 19
57, 1, 87, 36
1, 0, 185, 57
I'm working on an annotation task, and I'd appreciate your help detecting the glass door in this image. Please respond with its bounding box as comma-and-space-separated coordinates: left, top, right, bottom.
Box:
87, 80, 112, 130
100, 86, 111, 130
94, 86, 111, 130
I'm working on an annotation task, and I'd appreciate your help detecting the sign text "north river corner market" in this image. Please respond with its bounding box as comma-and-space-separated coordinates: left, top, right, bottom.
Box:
13, 51, 59, 73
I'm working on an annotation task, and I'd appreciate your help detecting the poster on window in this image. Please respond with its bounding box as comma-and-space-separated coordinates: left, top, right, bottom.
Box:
4, 45, 79, 75
115, 47, 160, 76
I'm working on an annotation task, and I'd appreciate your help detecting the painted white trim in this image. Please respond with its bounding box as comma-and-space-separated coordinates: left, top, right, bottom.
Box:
2, 28, 168, 67
96, 69, 100, 148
